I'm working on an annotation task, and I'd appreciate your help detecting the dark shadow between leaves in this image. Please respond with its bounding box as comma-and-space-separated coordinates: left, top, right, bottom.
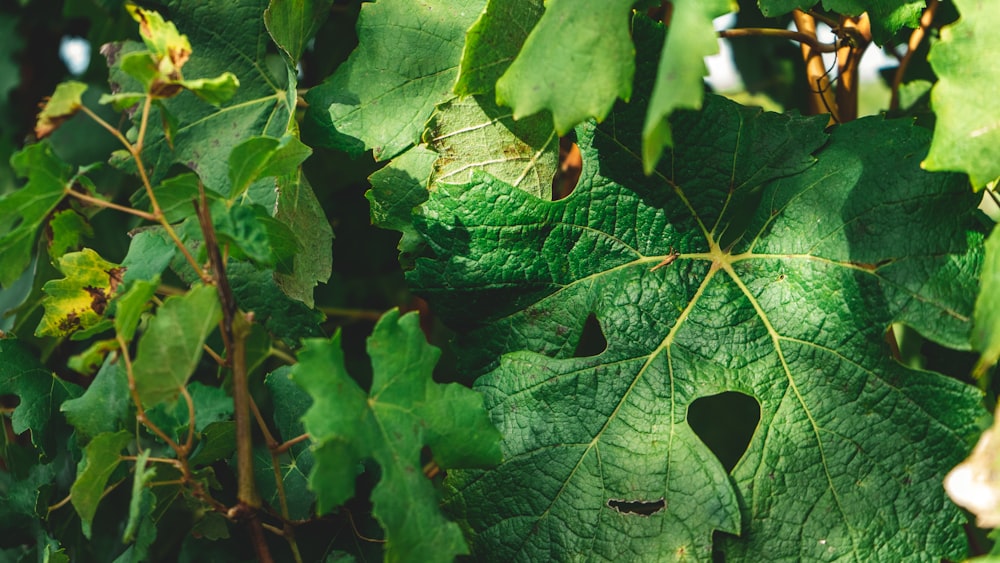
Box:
687, 391, 760, 473
573, 312, 607, 357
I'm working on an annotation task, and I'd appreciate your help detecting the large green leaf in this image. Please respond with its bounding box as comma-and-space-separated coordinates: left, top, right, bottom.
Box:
303, 0, 485, 161
495, 0, 635, 135
1, 143, 72, 288
107, 0, 293, 191
923, 0, 1000, 188
0, 338, 82, 458
132, 285, 221, 407
292, 309, 501, 562
454, 0, 543, 97
410, 60, 985, 563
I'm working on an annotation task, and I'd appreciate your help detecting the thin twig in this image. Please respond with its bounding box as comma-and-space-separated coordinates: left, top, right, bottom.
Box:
181, 385, 197, 455
64, 188, 158, 221
719, 28, 839, 53
835, 13, 872, 123
273, 433, 310, 456
890, 0, 939, 110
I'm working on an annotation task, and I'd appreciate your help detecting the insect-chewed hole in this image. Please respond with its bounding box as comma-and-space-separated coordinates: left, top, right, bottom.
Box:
552, 136, 582, 200
573, 313, 607, 357
687, 391, 760, 472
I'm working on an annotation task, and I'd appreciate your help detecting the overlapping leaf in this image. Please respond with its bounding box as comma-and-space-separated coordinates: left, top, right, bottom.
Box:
292, 309, 501, 562
304, 0, 485, 160
106, 0, 293, 191
407, 22, 986, 559
923, 0, 1000, 189
759, 0, 925, 44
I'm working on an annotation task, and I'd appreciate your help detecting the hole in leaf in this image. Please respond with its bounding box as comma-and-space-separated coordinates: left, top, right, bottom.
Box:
607, 497, 665, 516
687, 391, 760, 472
553, 136, 581, 200
573, 313, 607, 357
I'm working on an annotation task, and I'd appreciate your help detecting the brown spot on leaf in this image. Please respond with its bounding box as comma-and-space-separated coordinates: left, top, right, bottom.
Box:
59, 311, 82, 332
83, 285, 109, 315
106, 267, 126, 293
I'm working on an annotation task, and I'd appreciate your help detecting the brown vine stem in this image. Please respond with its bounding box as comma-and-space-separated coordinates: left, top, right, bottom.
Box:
718, 28, 839, 53
117, 336, 187, 457
273, 433, 310, 456
64, 188, 158, 221
791, 10, 839, 123
835, 13, 872, 123
890, 0, 939, 111
194, 186, 272, 562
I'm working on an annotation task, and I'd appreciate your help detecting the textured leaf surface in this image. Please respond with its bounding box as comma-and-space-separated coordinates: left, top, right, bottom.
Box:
261, 367, 315, 519
412, 86, 985, 559
36, 249, 124, 338
642, 5, 730, 173
62, 356, 131, 440
292, 309, 501, 562
1, 143, 72, 287
0, 338, 82, 458
304, 0, 485, 160
273, 170, 332, 307
367, 145, 438, 261
496, 0, 634, 135
923, 0, 1000, 188
108, 0, 293, 191
454, 0, 543, 96
425, 95, 557, 200
133, 285, 221, 407
71, 430, 130, 538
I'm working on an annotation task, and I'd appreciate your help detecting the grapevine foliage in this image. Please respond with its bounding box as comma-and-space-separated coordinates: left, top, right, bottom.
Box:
1, 0, 1000, 562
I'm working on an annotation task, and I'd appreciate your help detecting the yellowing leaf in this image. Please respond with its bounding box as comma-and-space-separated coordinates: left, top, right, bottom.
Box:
36, 249, 125, 338
35, 81, 87, 139
127, 5, 192, 77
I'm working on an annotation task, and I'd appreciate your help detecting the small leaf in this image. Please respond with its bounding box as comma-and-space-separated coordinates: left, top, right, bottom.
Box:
47, 208, 93, 262
292, 309, 501, 562
126, 5, 192, 76
0, 338, 82, 458
133, 285, 221, 407
643, 3, 731, 173
115, 278, 158, 342
120, 230, 177, 286
264, 0, 334, 64
62, 356, 131, 440
923, 0, 1000, 188
176, 73, 240, 106
454, 0, 544, 97
36, 249, 125, 338
35, 81, 88, 139
70, 430, 131, 538
495, 0, 635, 135
228, 135, 312, 199
124, 449, 157, 543
273, 170, 333, 307
1, 143, 72, 288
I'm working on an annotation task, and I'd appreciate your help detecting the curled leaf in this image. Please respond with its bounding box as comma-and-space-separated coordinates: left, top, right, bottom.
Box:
35, 81, 88, 139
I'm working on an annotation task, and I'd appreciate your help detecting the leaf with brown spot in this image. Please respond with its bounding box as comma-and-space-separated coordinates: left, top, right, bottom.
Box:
36, 249, 122, 338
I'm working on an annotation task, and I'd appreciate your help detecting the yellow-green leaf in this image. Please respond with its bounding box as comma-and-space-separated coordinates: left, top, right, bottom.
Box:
35, 81, 87, 139
36, 249, 125, 338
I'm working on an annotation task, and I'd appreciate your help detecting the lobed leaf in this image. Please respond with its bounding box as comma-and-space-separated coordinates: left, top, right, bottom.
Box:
923, 0, 1000, 188
36, 249, 124, 338
62, 356, 131, 440
495, 0, 635, 136
35, 81, 88, 139
70, 430, 131, 538
292, 309, 501, 562
410, 23, 986, 559
1, 143, 72, 288
304, 0, 485, 160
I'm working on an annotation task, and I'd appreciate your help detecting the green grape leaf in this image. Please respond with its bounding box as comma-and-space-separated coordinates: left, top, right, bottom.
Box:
758, 1, 924, 44
425, 95, 557, 200
0, 338, 82, 458
411, 67, 985, 561
454, 0, 544, 96
643, 4, 732, 173
264, 0, 334, 64
366, 145, 438, 262
304, 0, 485, 161
189, 421, 237, 466
35, 81, 88, 139
115, 278, 158, 342
48, 209, 93, 261
273, 170, 332, 307
62, 356, 131, 440
107, 0, 293, 191
133, 285, 221, 407
292, 309, 501, 562
228, 261, 324, 343
121, 230, 177, 286
923, 0, 1000, 188
495, 0, 634, 135
36, 249, 125, 338
0, 456, 57, 522
974, 226, 1000, 374
228, 135, 312, 200
70, 430, 131, 538
1, 143, 72, 288
147, 382, 233, 442
262, 367, 316, 519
